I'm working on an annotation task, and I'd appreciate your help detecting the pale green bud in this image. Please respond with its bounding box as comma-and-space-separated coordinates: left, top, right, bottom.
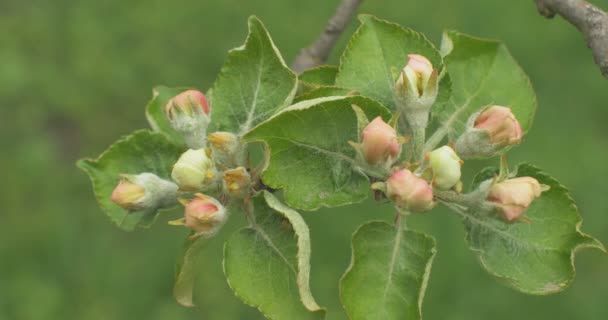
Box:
429, 145, 462, 190
110, 173, 178, 211
171, 148, 218, 191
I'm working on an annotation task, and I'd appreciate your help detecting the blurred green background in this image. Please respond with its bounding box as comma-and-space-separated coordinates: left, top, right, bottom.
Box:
2, 0, 607, 319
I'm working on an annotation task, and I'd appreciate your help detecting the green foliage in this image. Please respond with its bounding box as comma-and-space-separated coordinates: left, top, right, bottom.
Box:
210, 16, 297, 135
223, 192, 325, 320
299, 65, 339, 92
70, 9, 606, 320
77, 130, 182, 230
244, 96, 391, 210
463, 164, 604, 294
340, 221, 436, 320
173, 235, 207, 307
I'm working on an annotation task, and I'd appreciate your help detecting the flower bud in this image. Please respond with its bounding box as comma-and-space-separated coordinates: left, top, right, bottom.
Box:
386, 169, 434, 212
428, 145, 462, 190
183, 193, 228, 236
455, 106, 523, 159
165, 90, 211, 149
487, 177, 543, 221
394, 54, 439, 128
222, 167, 251, 198
208, 131, 243, 169
171, 148, 218, 191
110, 173, 178, 211
358, 117, 400, 167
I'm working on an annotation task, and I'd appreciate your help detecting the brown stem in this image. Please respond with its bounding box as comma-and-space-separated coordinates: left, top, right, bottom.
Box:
534, 0, 608, 78
291, 0, 363, 74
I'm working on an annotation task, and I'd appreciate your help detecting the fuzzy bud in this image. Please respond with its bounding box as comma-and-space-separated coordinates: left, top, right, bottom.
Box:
165, 90, 211, 149
208, 131, 243, 169
110, 173, 178, 211
171, 148, 218, 191
394, 54, 439, 128
359, 116, 401, 168
455, 106, 523, 159
386, 169, 434, 212
428, 146, 462, 190
183, 194, 228, 236
222, 167, 251, 198
487, 177, 543, 221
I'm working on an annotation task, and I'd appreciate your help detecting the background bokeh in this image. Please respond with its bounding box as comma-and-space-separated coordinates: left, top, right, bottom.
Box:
2, 0, 608, 319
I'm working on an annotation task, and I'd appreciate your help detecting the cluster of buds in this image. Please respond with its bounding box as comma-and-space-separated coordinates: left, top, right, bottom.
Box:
109, 89, 254, 238
171, 148, 218, 191
394, 54, 439, 129
455, 106, 523, 159
110, 173, 178, 211
165, 90, 211, 149
485, 177, 546, 222
351, 116, 403, 171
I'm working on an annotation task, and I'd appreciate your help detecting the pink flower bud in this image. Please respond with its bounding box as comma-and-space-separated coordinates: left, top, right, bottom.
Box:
164, 90, 211, 149
165, 90, 210, 118
184, 194, 227, 234
455, 106, 523, 159
403, 54, 434, 95
111, 180, 146, 211
360, 117, 400, 167
386, 169, 434, 212
394, 54, 439, 128
487, 177, 543, 221
474, 106, 522, 145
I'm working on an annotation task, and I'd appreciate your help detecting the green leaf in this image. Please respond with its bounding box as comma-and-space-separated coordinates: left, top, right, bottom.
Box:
145, 85, 190, 146
77, 130, 182, 231
434, 31, 537, 140
299, 65, 338, 92
173, 235, 207, 307
293, 86, 352, 104
224, 191, 325, 320
210, 16, 297, 135
461, 164, 604, 294
340, 221, 436, 320
244, 95, 391, 210
335, 15, 446, 112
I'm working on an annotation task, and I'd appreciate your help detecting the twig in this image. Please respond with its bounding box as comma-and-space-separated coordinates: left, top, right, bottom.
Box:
291, 0, 363, 74
534, 0, 608, 78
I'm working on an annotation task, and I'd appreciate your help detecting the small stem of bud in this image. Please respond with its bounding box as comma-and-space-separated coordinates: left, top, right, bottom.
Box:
410, 127, 426, 163
498, 155, 510, 181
